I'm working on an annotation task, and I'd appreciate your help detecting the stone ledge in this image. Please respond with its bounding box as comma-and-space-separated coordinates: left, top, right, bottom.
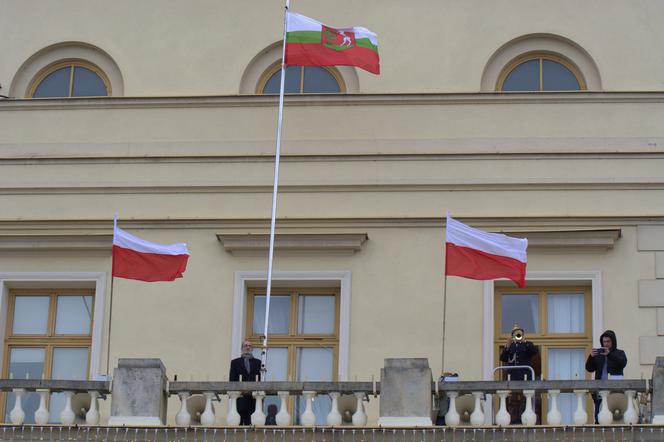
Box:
0, 234, 112, 253
217, 233, 368, 255
511, 229, 621, 250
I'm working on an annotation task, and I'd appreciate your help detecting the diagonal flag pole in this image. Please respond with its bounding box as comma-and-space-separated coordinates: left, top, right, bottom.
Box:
260, 0, 291, 377
106, 214, 118, 376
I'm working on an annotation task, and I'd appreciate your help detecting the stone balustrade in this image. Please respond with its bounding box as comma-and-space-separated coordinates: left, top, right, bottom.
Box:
0, 379, 109, 425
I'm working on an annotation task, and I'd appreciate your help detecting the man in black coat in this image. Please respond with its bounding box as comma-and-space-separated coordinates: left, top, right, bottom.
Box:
586, 330, 627, 422
500, 324, 539, 423
229, 340, 262, 425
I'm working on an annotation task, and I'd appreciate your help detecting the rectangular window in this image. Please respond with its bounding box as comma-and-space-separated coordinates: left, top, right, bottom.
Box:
495, 286, 592, 424
3, 290, 94, 423
247, 287, 339, 424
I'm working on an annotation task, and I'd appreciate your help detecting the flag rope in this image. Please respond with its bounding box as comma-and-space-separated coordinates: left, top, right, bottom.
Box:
261, 0, 291, 377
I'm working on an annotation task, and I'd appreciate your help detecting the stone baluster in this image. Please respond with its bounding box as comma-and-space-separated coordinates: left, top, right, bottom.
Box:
60, 391, 76, 425
326, 392, 342, 426
276, 391, 291, 426
623, 390, 638, 424
597, 390, 613, 425
34, 389, 50, 425
86, 391, 101, 425
470, 391, 485, 426
444, 392, 460, 427
521, 390, 537, 425
175, 392, 191, 426
226, 391, 241, 426
200, 392, 216, 426
572, 390, 588, 425
251, 391, 266, 425
495, 390, 510, 426
546, 390, 562, 425
300, 391, 316, 427
10, 388, 26, 425
352, 392, 367, 426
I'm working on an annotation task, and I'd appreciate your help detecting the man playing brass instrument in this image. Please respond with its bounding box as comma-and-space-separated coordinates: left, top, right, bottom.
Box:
500, 324, 538, 380
500, 324, 539, 424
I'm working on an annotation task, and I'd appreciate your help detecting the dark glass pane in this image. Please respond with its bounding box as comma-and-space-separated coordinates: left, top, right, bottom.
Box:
501, 294, 540, 334
33, 67, 70, 97
542, 60, 580, 91
262, 66, 300, 94
72, 67, 108, 96
502, 59, 540, 91
303, 67, 340, 93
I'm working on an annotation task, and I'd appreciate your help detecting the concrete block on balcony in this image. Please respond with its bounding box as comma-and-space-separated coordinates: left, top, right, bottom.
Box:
109, 358, 168, 425
656, 253, 664, 279
638, 226, 664, 251
377, 358, 433, 427
638, 280, 664, 307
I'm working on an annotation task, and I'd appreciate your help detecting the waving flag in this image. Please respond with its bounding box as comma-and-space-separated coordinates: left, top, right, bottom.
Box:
112, 222, 189, 282
285, 11, 380, 74
445, 215, 528, 288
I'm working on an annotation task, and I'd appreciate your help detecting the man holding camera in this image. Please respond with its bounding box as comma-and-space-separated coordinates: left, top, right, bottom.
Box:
586, 330, 627, 422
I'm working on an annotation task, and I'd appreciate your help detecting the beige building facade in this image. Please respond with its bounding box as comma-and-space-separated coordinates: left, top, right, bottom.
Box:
1, 0, 663, 424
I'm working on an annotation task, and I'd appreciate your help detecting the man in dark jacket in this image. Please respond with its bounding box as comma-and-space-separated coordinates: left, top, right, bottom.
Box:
500, 324, 539, 423
229, 340, 262, 425
585, 330, 627, 422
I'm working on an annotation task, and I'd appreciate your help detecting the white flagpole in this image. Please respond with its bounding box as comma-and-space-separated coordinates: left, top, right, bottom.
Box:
261, 0, 290, 377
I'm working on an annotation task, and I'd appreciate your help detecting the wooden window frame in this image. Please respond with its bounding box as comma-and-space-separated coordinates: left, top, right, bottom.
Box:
496, 51, 587, 91
494, 286, 593, 420
27, 59, 112, 98
256, 61, 346, 94
1, 289, 94, 420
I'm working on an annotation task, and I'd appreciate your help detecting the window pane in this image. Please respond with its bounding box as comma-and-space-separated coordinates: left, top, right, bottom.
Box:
548, 348, 586, 424
33, 67, 71, 97
547, 293, 584, 333
48, 348, 89, 423
72, 66, 108, 96
5, 348, 45, 423
298, 295, 335, 334
501, 294, 539, 334
296, 348, 333, 424
263, 66, 300, 94
252, 295, 290, 334
303, 67, 340, 93
502, 59, 540, 91
55, 295, 93, 334
542, 60, 580, 91
13, 296, 50, 334
251, 347, 288, 381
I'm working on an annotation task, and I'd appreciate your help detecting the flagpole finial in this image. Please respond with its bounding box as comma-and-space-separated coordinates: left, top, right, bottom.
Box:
113, 213, 118, 228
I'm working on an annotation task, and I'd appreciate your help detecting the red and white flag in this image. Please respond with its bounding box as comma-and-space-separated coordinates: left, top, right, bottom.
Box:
112, 221, 189, 282
445, 215, 528, 288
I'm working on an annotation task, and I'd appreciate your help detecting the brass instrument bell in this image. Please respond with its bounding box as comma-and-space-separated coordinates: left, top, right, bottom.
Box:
511, 323, 524, 341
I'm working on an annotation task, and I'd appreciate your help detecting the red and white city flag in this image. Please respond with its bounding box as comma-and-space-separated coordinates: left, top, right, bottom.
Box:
112, 223, 189, 282
445, 215, 528, 288
285, 11, 380, 74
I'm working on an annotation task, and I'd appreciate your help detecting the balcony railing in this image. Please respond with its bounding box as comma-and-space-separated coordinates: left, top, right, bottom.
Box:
0, 376, 651, 427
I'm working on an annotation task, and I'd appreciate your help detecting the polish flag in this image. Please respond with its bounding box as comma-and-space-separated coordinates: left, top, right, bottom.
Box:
112, 223, 189, 282
445, 215, 527, 288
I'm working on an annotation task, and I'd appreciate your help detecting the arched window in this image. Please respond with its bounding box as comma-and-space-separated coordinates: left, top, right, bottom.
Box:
28, 60, 110, 98
258, 62, 345, 94
497, 53, 586, 91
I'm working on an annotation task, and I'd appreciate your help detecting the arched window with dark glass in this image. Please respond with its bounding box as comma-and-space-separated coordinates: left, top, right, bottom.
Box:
498, 53, 585, 92
259, 63, 344, 94
29, 60, 110, 97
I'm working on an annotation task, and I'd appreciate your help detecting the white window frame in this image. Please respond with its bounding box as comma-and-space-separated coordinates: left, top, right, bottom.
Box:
0, 272, 107, 379
232, 270, 351, 380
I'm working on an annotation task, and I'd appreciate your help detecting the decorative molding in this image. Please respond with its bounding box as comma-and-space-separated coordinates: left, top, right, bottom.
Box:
232, 271, 351, 381
2, 92, 664, 111
0, 234, 112, 252
512, 229, 621, 250
218, 233, 368, 255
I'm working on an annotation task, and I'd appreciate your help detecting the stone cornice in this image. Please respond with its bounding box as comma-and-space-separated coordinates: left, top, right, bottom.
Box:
1, 91, 664, 111
217, 233, 368, 255
0, 234, 112, 253
511, 229, 622, 250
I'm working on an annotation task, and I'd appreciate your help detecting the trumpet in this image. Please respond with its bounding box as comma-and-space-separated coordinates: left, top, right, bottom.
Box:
511, 324, 525, 342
